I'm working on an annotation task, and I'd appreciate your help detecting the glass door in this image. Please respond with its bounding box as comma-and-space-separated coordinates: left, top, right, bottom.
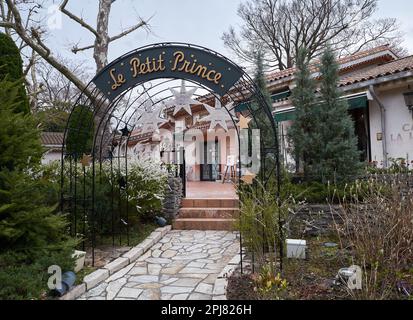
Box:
201, 139, 220, 181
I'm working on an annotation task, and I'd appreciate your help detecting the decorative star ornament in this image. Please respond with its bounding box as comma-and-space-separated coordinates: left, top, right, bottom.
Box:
238, 115, 252, 129
164, 80, 200, 116
80, 154, 92, 167
120, 126, 131, 137
135, 99, 167, 134
241, 170, 256, 185
202, 97, 235, 132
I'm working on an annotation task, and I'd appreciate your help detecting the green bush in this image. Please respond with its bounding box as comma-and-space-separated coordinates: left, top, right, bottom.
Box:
43, 158, 169, 243
0, 32, 29, 114
0, 79, 76, 300
0, 80, 42, 171
0, 249, 75, 300
0, 170, 75, 258
65, 105, 94, 159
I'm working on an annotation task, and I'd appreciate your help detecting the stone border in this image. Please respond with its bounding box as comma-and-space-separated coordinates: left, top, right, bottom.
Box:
60, 225, 172, 300
211, 252, 242, 300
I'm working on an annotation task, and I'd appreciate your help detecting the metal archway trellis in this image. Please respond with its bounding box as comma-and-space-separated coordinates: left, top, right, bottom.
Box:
60, 42, 282, 271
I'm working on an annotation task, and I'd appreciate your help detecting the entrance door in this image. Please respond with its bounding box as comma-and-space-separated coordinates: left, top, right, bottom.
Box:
201, 139, 220, 181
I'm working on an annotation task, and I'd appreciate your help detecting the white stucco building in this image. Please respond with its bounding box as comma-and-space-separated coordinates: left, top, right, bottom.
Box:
269, 45, 413, 169
42, 45, 413, 172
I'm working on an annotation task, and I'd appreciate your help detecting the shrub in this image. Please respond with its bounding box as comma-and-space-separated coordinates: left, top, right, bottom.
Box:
0, 80, 42, 171
0, 32, 29, 114
43, 158, 169, 242
0, 170, 76, 259
334, 178, 413, 299
0, 248, 75, 300
65, 105, 94, 159
237, 180, 293, 273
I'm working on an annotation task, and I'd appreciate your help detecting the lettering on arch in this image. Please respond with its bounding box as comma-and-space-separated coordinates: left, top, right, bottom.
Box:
92, 44, 244, 101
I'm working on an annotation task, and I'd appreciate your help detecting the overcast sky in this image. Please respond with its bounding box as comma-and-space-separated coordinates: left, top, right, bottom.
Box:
47, 0, 413, 69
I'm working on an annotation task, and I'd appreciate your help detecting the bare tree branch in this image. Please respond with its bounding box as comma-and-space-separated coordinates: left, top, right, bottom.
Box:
4, 0, 88, 94
223, 0, 405, 71
59, 0, 98, 37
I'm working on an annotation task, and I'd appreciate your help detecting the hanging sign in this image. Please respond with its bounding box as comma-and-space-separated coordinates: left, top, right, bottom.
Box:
92, 44, 244, 101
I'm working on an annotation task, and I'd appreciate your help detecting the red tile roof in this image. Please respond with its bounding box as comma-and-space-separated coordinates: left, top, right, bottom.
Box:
267, 45, 397, 83
41, 132, 64, 146
338, 55, 413, 87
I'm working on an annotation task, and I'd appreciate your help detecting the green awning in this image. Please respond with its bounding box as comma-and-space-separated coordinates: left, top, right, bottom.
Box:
347, 95, 368, 110
274, 94, 368, 122
234, 90, 291, 113
274, 109, 296, 122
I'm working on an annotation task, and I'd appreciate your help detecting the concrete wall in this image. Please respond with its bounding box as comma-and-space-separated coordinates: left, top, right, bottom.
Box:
369, 87, 413, 166
41, 150, 61, 165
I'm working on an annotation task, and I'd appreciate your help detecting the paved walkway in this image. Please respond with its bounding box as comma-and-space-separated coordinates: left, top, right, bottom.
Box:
186, 182, 237, 199
78, 230, 239, 300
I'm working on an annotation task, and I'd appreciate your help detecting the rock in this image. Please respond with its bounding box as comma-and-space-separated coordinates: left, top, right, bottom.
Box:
106, 264, 134, 283
104, 257, 130, 275
129, 275, 159, 283
129, 266, 148, 275
213, 279, 227, 296
61, 284, 86, 300
161, 250, 177, 258
106, 278, 127, 300
146, 257, 172, 264
172, 278, 202, 287
195, 283, 213, 295
117, 287, 143, 299
84, 269, 109, 290
137, 238, 155, 253
84, 282, 107, 297
148, 264, 162, 276
160, 286, 193, 294
171, 293, 189, 300
138, 289, 161, 300
188, 293, 212, 300
123, 247, 144, 263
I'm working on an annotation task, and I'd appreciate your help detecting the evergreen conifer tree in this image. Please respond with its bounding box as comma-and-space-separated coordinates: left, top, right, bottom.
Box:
287, 48, 317, 176
311, 47, 362, 182
0, 33, 30, 114
0, 79, 74, 258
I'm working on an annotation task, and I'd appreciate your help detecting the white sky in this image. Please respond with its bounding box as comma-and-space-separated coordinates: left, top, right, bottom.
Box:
46, 0, 413, 70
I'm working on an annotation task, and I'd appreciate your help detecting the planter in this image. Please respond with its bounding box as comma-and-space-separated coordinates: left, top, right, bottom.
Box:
72, 250, 86, 273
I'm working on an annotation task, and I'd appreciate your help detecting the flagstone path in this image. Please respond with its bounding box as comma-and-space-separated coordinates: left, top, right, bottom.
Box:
77, 230, 239, 300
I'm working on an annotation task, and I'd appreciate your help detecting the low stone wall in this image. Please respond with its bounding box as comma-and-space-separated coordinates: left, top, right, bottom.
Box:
162, 177, 183, 221
60, 225, 172, 300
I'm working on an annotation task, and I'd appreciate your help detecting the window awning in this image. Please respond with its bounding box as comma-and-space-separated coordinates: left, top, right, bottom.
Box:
274, 93, 369, 122
235, 90, 291, 113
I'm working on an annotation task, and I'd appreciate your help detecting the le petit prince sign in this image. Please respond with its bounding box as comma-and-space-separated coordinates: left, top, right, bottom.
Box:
93, 44, 244, 101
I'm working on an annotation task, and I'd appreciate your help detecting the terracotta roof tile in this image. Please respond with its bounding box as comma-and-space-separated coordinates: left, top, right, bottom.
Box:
267, 45, 396, 82
41, 132, 64, 146
338, 55, 413, 86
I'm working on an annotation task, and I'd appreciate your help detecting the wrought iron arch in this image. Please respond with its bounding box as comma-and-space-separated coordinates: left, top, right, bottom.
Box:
61, 42, 282, 270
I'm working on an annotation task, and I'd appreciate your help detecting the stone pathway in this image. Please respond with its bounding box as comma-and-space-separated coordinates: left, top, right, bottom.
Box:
78, 230, 239, 300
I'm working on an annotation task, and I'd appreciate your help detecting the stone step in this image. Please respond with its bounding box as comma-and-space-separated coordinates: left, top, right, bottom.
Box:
181, 198, 239, 208
178, 207, 240, 219
173, 218, 236, 231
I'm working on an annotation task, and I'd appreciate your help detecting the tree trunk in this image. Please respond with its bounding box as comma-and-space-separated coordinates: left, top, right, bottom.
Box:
93, 0, 112, 72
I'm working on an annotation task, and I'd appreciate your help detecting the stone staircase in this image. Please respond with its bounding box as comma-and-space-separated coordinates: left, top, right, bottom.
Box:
173, 198, 239, 231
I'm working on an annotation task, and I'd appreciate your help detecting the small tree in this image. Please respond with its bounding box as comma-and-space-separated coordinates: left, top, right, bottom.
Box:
0, 32, 29, 114
288, 48, 317, 175
0, 79, 75, 258
251, 51, 274, 148
0, 80, 42, 171
65, 105, 95, 159
310, 47, 362, 182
